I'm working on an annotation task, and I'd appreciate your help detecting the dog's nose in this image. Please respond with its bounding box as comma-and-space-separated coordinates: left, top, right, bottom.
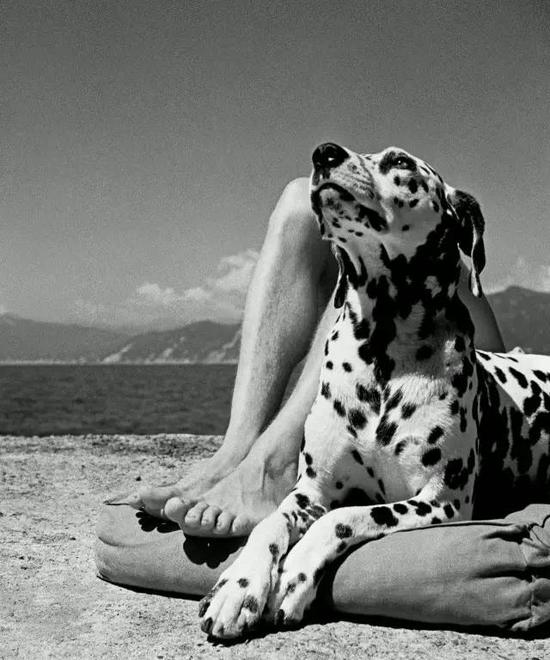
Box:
312, 143, 349, 170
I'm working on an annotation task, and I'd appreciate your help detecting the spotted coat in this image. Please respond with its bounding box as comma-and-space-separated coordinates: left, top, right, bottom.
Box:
199, 143, 550, 639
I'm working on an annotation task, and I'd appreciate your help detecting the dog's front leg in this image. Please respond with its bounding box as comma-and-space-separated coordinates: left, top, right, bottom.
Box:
199, 488, 327, 639
269, 487, 467, 628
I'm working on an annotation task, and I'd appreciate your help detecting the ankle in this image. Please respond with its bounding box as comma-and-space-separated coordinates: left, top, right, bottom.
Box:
255, 431, 300, 479
211, 428, 259, 468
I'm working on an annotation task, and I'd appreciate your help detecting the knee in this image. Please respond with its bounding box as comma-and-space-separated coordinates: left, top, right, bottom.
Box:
267, 178, 318, 251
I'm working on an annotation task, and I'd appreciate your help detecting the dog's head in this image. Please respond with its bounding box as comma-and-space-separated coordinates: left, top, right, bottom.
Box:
310, 143, 485, 298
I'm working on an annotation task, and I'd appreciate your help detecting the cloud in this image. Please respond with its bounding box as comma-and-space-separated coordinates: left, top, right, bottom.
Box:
485, 257, 550, 294
72, 249, 259, 328
131, 248, 259, 318
134, 283, 182, 306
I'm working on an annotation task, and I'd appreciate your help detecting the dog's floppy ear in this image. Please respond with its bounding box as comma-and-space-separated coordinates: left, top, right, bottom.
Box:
448, 188, 486, 297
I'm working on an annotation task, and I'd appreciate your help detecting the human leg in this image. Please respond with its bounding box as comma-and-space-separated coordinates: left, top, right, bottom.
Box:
135, 178, 338, 533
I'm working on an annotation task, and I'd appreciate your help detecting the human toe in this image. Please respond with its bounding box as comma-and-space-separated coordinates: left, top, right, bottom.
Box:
231, 514, 253, 537
162, 496, 196, 525
137, 483, 182, 518
200, 505, 222, 531
184, 502, 210, 528
213, 510, 235, 536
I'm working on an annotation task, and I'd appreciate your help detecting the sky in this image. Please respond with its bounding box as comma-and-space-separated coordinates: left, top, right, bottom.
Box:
2, 0, 549, 327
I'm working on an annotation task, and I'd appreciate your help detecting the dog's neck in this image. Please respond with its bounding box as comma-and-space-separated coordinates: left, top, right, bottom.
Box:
333, 223, 475, 381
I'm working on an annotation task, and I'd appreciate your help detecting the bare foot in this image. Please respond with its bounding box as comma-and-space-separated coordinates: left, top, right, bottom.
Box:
164, 446, 297, 536
114, 431, 259, 518
124, 428, 299, 537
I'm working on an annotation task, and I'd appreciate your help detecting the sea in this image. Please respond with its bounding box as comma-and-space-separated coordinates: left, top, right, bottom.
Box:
0, 364, 236, 436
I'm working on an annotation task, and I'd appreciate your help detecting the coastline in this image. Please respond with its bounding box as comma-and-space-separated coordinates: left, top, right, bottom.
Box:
2, 434, 547, 658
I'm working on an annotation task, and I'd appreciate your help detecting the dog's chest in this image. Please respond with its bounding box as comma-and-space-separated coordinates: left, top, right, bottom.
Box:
307, 309, 460, 500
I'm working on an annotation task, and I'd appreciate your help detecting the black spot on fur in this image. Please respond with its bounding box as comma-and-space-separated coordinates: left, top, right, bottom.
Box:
533, 370, 548, 383
371, 506, 399, 527
321, 382, 331, 398
326, 361, 333, 369
523, 386, 542, 418
509, 367, 528, 389
366, 466, 375, 478
401, 403, 417, 419
393, 503, 408, 514
422, 447, 442, 466
306, 466, 317, 478
431, 517, 442, 525
269, 543, 279, 559
385, 388, 404, 411
335, 523, 353, 538
444, 458, 470, 490
427, 426, 444, 444
376, 416, 398, 446
349, 408, 367, 429
243, 595, 259, 613
238, 578, 249, 588
443, 503, 455, 518
356, 385, 381, 413
394, 440, 407, 455
494, 366, 507, 384
351, 449, 364, 465
409, 198, 419, 208
411, 500, 432, 516
333, 400, 345, 416
460, 407, 468, 432
304, 452, 313, 465
408, 179, 418, 194
335, 481, 343, 489
295, 493, 310, 508
342, 362, 352, 372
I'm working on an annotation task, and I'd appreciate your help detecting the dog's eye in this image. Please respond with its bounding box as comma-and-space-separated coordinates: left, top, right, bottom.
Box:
393, 156, 414, 170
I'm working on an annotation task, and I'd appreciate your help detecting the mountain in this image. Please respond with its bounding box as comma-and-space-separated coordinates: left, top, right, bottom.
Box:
1, 286, 549, 362
0, 314, 127, 362
0, 314, 241, 364
102, 320, 240, 364
486, 286, 550, 354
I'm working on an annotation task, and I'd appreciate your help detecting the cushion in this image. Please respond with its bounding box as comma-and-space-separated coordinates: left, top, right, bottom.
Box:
95, 502, 550, 632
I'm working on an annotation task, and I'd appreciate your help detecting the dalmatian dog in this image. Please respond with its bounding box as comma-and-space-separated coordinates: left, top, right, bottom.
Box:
198, 143, 550, 639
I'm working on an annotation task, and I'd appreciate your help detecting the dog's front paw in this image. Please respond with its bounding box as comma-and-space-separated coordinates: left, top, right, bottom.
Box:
265, 566, 318, 629
199, 569, 271, 639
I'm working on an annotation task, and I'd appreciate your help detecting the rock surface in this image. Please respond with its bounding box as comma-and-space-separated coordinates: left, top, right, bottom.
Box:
2, 434, 549, 659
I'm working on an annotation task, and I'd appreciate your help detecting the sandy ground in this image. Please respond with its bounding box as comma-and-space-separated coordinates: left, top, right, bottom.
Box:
2, 434, 550, 659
